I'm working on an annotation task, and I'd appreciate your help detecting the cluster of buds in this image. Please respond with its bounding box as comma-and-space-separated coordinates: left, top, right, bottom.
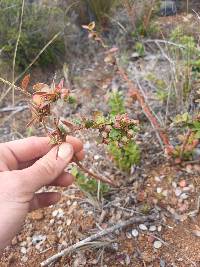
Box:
80, 113, 139, 147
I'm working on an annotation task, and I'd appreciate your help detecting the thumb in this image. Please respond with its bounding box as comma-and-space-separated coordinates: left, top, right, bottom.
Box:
20, 143, 74, 191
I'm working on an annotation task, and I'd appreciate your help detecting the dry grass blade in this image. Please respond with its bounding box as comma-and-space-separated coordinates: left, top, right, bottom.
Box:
0, 32, 61, 105
12, 0, 25, 106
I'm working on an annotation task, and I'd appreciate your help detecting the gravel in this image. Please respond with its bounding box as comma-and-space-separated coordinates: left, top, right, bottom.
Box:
153, 240, 162, 249
131, 229, 139, 237
139, 224, 148, 231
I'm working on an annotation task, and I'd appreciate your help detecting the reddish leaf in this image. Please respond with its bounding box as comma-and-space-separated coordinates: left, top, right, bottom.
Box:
33, 83, 49, 91
21, 74, 30, 91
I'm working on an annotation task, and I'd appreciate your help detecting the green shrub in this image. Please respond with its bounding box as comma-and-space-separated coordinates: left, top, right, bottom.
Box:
0, 0, 65, 71
108, 140, 140, 171
107, 90, 140, 172
108, 90, 125, 116
71, 167, 109, 197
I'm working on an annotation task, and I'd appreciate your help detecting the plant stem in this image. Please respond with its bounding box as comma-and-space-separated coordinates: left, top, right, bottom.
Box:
74, 156, 117, 186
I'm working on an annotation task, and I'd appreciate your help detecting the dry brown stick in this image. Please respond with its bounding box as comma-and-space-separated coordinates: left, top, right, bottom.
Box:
117, 66, 173, 155
74, 157, 117, 187
41, 213, 157, 266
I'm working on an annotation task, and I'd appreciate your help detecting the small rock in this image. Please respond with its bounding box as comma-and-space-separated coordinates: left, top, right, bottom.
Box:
160, 258, 166, 267
162, 190, 168, 197
157, 226, 162, 232
20, 247, 27, 254
21, 256, 28, 263
180, 193, 188, 200
131, 229, 139, 237
11, 237, 18, 246
125, 254, 131, 265
153, 240, 162, 249
112, 242, 119, 251
139, 224, 148, 231
20, 241, 27, 247
172, 181, 177, 188
49, 219, 55, 225
179, 180, 187, 188
186, 164, 193, 174
175, 188, 182, 197
157, 187, 162, 194
84, 141, 91, 150
66, 219, 72, 226
32, 234, 46, 245
52, 208, 64, 218
192, 230, 200, 237
94, 155, 100, 160
155, 176, 161, 182
30, 210, 44, 221
149, 225, 157, 232
126, 232, 132, 239
182, 187, 190, 192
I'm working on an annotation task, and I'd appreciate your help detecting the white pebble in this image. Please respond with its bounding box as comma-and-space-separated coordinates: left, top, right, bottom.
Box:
180, 193, 188, 200
175, 188, 182, 197
131, 229, 139, 237
155, 176, 161, 182
52, 208, 64, 218
21, 247, 27, 254
157, 225, 162, 232
182, 187, 190, 192
49, 219, 55, 225
32, 234, 46, 245
94, 155, 100, 160
154, 240, 162, 249
149, 225, 156, 232
84, 141, 91, 150
172, 182, 177, 188
126, 232, 132, 239
139, 224, 148, 231
162, 190, 168, 197
66, 219, 72, 226
157, 187, 162, 194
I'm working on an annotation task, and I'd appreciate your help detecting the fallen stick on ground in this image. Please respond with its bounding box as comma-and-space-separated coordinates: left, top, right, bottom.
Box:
0, 105, 28, 113
41, 213, 157, 266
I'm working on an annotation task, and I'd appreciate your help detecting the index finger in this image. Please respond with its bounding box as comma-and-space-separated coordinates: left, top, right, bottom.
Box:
4, 136, 83, 163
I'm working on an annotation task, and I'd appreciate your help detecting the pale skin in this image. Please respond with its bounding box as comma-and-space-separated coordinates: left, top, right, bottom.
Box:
0, 136, 84, 255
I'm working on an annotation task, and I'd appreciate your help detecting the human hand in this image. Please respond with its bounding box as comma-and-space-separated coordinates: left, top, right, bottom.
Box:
0, 136, 84, 253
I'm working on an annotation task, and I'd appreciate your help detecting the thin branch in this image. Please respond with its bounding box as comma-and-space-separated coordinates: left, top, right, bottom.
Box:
41, 213, 157, 266
0, 77, 31, 97
144, 39, 186, 49
74, 157, 117, 187
117, 65, 173, 155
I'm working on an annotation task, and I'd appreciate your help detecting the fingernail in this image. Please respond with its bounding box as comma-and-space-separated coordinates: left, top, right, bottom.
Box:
58, 143, 73, 160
